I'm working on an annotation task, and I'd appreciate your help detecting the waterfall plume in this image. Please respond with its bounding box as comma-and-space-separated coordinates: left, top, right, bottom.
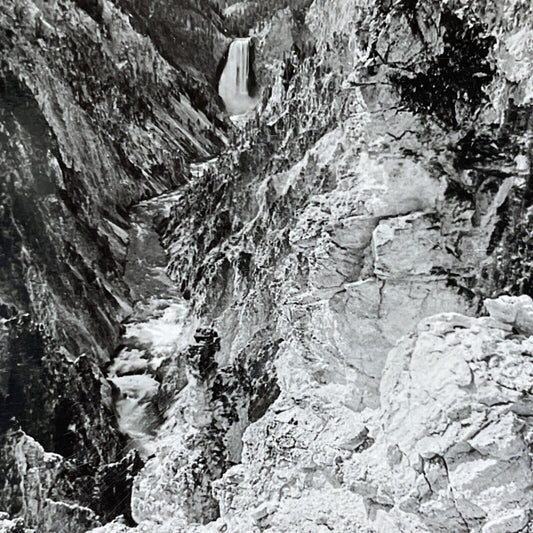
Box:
218, 38, 258, 116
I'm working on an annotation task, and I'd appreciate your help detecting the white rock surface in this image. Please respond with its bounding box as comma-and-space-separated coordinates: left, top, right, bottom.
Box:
205, 297, 533, 532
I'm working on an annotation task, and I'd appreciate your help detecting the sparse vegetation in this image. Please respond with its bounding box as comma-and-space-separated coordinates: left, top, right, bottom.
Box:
392, 6, 495, 127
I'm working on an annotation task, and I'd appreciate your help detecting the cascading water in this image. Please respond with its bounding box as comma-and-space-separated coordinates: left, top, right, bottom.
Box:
218, 37, 259, 116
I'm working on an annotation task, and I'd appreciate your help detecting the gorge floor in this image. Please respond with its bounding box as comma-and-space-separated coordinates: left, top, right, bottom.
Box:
108, 185, 195, 458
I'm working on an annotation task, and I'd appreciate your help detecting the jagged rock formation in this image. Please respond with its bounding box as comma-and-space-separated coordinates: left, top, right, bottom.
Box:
2, 0, 533, 532
97, 1, 532, 532
200, 296, 533, 532
0, 0, 226, 530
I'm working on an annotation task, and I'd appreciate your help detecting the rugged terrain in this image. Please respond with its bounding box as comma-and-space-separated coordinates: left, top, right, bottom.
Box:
0, 0, 226, 530
1, 0, 533, 532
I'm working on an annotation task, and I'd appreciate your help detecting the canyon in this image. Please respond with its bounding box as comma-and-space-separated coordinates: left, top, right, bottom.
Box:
1, 0, 533, 532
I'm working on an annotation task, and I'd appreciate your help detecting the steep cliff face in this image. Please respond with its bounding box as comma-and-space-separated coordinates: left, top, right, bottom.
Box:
0, 0, 225, 530
84, 1, 533, 532
111, 0, 230, 92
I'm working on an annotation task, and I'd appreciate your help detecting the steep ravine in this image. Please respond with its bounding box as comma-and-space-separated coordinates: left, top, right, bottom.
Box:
106, 160, 223, 459
107, 189, 193, 458
2, 0, 533, 532
93, 1, 533, 532
0, 0, 228, 530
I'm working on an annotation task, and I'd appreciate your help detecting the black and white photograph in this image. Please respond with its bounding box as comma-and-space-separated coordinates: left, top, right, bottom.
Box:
1, 0, 532, 531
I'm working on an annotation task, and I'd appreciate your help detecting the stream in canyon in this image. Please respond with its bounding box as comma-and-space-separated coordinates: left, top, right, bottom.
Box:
107, 161, 216, 457
107, 38, 256, 455
111, 35, 261, 453
3, 2, 533, 530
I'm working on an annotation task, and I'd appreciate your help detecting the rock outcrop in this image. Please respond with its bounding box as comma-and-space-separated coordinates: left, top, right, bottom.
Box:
203, 296, 533, 533
0, 428, 101, 532
105, 0, 533, 531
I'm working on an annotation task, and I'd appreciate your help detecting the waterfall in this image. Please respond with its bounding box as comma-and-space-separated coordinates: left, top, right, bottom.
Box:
233, 38, 249, 95
218, 38, 258, 116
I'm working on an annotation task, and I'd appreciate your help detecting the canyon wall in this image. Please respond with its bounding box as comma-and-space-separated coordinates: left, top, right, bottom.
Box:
0, 0, 226, 530
94, 1, 533, 531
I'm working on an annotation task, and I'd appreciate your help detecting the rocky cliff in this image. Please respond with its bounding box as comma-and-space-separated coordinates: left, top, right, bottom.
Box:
0, 0, 226, 530
2, 0, 533, 532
